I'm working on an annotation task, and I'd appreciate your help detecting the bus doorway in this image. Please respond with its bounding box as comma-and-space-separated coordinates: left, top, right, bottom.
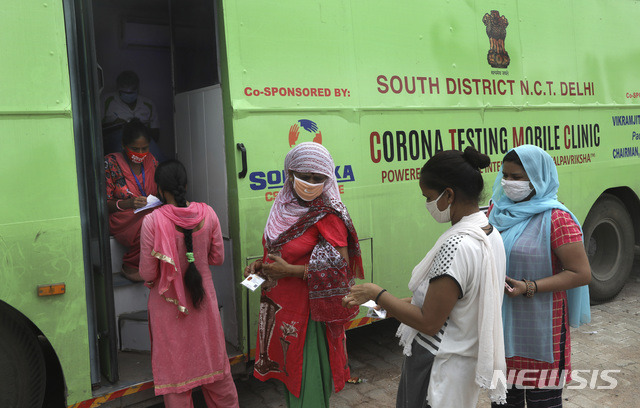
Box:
87, 0, 239, 397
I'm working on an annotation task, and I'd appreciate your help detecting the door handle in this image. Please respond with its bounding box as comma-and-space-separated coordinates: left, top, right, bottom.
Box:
237, 143, 247, 178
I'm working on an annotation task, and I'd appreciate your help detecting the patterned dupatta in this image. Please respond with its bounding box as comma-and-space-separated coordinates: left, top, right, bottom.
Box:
266, 195, 364, 327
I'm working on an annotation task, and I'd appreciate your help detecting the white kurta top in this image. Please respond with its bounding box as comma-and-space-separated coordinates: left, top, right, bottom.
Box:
411, 214, 506, 407
102, 93, 159, 129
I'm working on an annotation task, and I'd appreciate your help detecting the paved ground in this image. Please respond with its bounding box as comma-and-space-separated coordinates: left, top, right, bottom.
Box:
233, 261, 640, 408
153, 260, 640, 407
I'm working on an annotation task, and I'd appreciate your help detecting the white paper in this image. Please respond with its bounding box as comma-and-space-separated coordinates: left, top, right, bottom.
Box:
361, 300, 378, 308
241, 274, 265, 291
133, 194, 163, 213
361, 300, 387, 318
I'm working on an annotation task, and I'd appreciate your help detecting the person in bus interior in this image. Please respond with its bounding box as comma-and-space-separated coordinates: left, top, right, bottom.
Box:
343, 147, 508, 408
139, 159, 239, 407
488, 145, 591, 407
244, 142, 364, 408
102, 70, 165, 160
105, 119, 158, 281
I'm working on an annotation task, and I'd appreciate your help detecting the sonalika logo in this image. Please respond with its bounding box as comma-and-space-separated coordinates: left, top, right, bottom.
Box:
249, 119, 355, 194
483, 10, 510, 69
289, 119, 322, 147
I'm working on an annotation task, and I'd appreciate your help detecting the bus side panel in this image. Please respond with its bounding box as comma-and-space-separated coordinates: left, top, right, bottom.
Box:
0, 1, 92, 404
218, 0, 640, 351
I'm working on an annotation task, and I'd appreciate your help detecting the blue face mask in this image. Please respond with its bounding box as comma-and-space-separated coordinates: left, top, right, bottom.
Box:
119, 90, 138, 104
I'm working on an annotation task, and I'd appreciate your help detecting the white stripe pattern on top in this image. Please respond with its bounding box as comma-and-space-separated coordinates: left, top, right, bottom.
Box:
414, 321, 448, 355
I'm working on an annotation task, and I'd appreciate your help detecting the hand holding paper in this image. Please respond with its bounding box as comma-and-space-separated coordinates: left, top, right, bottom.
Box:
133, 194, 163, 213
361, 300, 387, 319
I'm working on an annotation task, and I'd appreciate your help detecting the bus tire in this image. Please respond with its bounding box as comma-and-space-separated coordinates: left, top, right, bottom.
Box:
583, 194, 635, 302
0, 307, 46, 408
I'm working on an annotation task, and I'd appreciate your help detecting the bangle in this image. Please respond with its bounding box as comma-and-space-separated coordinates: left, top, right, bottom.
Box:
533, 280, 538, 293
116, 200, 124, 211
303, 264, 309, 280
523, 279, 535, 298
374, 289, 387, 304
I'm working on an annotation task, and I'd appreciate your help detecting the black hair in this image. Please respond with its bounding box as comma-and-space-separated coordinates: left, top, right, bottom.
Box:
502, 149, 523, 167
419, 147, 491, 203
122, 119, 151, 147
116, 70, 140, 90
154, 159, 205, 309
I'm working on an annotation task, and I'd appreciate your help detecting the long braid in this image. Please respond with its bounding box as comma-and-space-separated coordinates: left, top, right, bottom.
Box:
156, 160, 205, 309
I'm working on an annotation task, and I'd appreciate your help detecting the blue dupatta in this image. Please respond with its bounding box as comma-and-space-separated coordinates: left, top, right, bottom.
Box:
488, 145, 590, 360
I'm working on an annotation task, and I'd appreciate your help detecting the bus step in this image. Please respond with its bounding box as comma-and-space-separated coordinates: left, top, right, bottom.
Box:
118, 310, 150, 352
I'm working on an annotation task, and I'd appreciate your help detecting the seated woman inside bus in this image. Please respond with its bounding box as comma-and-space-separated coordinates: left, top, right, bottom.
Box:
105, 119, 159, 281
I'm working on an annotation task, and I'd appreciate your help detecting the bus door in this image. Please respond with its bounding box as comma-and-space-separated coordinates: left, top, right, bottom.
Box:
65, 0, 118, 384
170, 0, 240, 355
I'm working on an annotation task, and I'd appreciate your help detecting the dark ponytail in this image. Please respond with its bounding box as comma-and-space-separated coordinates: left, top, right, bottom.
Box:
155, 160, 205, 309
419, 147, 491, 203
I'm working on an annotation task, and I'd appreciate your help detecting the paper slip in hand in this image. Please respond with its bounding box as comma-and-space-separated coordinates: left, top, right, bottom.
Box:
361, 300, 387, 319
241, 274, 265, 291
134, 195, 163, 213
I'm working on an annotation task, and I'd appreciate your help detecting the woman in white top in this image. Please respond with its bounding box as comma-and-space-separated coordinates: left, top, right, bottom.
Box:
343, 147, 508, 407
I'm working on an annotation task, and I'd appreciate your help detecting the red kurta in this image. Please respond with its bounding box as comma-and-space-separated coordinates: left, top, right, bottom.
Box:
254, 213, 350, 397
139, 205, 231, 395
105, 152, 157, 269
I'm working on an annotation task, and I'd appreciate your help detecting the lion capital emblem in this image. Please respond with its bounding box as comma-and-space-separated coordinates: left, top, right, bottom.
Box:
483, 10, 510, 69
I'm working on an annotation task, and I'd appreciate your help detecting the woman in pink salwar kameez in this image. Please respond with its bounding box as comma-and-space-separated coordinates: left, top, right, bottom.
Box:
139, 159, 239, 408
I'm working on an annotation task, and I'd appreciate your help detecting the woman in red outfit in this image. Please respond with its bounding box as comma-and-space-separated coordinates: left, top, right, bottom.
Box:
488, 145, 591, 407
105, 119, 158, 281
244, 142, 363, 407
139, 160, 239, 407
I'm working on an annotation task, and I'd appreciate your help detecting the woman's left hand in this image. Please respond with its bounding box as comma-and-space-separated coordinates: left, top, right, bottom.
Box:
342, 283, 382, 308
505, 276, 526, 297
262, 254, 293, 281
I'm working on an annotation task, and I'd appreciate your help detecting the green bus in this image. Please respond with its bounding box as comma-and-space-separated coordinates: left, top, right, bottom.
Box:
1, 0, 639, 406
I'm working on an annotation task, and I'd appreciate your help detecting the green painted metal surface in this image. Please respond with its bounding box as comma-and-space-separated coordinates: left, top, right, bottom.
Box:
0, 1, 92, 404
219, 0, 640, 351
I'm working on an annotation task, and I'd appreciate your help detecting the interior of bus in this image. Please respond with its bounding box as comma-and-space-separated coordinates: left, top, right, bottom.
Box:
82, 0, 240, 391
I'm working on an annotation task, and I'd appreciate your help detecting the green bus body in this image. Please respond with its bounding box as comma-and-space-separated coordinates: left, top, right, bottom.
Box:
1, 0, 639, 405
0, 1, 93, 404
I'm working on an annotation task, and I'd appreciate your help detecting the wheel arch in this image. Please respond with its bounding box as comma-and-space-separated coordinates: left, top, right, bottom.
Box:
0, 300, 67, 407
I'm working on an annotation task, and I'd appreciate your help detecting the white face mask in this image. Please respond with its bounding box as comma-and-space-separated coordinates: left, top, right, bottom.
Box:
501, 179, 534, 202
425, 190, 451, 223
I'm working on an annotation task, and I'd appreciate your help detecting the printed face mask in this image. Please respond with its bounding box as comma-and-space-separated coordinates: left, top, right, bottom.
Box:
293, 176, 324, 201
125, 148, 148, 164
501, 179, 534, 202
425, 190, 451, 223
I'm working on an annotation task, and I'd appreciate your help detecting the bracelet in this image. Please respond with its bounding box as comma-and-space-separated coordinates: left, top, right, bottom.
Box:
523, 279, 535, 298
116, 200, 124, 211
533, 280, 538, 293
303, 264, 309, 280
374, 289, 387, 304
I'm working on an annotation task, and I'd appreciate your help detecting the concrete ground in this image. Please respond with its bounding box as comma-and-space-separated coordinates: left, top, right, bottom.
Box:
232, 263, 640, 408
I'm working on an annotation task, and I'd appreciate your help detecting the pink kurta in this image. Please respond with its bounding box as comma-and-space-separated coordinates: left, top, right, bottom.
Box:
139, 204, 231, 396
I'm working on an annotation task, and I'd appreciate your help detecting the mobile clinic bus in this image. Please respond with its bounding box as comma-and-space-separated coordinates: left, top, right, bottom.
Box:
1, 0, 639, 406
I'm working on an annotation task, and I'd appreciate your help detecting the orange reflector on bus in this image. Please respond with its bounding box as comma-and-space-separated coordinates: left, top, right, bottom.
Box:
37, 283, 66, 296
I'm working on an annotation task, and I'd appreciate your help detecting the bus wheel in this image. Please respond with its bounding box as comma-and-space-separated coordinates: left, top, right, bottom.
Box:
0, 307, 46, 408
583, 194, 635, 302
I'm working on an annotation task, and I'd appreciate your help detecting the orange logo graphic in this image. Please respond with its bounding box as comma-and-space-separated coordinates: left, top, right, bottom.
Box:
483, 10, 510, 69
289, 119, 322, 147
